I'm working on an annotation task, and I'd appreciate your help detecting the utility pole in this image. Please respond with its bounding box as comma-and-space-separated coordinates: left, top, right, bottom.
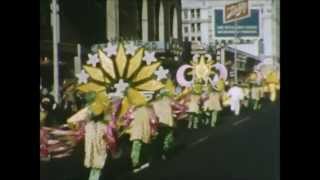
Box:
234, 20, 238, 84
50, 0, 60, 103
74, 44, 82, 76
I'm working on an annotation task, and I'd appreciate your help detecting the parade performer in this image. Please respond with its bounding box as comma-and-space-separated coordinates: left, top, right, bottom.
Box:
151, 80, 176, 159
186, 84, 201, 129
255, 62, 280, 102
265, 71, 280, 102
227, 83, 244, 116
202, 79, 224, 127
248, 71, 262, 110
71, 43, 167, 174
67, 91, 110, 180
202, 62, 228, 127
242, 83, 250, 109
40, 88, 58, 126
176, 54, 226, 129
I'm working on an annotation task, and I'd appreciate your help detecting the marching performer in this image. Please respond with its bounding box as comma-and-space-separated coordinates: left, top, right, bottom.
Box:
227, 82, 244, 116
202, 79, 224, 127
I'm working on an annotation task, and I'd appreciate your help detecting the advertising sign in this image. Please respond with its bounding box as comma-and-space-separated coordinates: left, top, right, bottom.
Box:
224, 0, 249, 23
214, 9, 259, 37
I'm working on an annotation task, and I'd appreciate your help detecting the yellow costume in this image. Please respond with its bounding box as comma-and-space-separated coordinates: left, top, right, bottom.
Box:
127, 106, 152, 144
152, 96, 175, 127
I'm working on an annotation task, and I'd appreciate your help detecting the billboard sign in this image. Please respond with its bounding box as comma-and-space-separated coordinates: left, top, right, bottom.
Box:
214, 9, 259, 37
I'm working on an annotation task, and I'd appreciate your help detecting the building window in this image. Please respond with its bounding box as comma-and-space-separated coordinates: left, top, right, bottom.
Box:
191, 9, 195, 18
191, 24, 195, 32
196, 9, 201, 18
191, 36, 195, 41
197, 36, 201, 42
184, 10, 188, 19
184, 36, 189, 41
184, 26, 189, 33
197, 23, 201, 32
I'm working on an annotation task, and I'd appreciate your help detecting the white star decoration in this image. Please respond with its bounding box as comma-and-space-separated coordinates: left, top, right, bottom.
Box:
143, 51, 157, 65
125, 42, 138, 56
76, 70, 89, 84
87, 54, 99, 67
103, 43, 117, 57
193, 54, 200, 62
154, 66, 169, 81
114, 79, 129, 92
110, 79, 129, 98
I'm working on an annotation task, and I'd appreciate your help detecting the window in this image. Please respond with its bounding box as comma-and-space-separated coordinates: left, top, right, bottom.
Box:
184, 36, 189, 41
196, 9, 201, 18
191, 36, 195, 41
191, 24, 195, 32
191, 9, 195, 18
197, 36, 201, 42
184, 10, 188, 19
197, 23, 201, 32
184, 26, 189, 33
236, 59, 246, 71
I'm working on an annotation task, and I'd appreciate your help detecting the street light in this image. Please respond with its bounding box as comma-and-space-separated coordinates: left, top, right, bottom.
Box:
50, 0, 60, 103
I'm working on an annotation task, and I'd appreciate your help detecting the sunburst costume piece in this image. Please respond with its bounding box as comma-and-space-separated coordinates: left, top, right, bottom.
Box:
76, 43, 165, 117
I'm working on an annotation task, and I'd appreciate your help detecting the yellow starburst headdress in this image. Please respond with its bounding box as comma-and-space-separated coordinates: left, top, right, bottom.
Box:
176, 54, 228, 94
76, 43, 165, 116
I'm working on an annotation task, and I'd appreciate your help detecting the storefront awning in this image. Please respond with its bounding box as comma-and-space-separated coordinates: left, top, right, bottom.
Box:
225, 45, 261, 61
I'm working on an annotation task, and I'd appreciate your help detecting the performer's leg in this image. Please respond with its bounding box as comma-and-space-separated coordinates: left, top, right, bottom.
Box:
211, 111, 218, 127
163, 129, 174, 154
205, 111, 211, 126
131, 140, 142, 167
253, 99, 259, 110
235, 101, 240, 116
193, 114, 199, 129
188, 113, 193, 129
88, 168, 101, 180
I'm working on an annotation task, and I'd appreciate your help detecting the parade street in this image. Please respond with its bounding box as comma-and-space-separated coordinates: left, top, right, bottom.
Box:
118, 100, 280, 180
41, 100, 279, 180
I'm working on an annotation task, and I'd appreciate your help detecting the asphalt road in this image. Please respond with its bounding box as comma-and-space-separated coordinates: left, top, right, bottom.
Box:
41, 100, 280, 180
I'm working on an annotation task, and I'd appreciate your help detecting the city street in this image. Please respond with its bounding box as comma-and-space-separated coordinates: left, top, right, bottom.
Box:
41, 99, 279, 180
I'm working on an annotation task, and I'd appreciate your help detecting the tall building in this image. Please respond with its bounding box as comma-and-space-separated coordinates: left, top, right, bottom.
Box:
181, 0, 211, 45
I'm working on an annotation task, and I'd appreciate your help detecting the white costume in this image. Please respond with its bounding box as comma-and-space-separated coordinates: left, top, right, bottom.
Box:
227, 86, 244, 116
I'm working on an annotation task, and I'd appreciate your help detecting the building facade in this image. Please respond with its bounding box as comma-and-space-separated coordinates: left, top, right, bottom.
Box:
181, 0, 279, 65
106, 0, 183, 49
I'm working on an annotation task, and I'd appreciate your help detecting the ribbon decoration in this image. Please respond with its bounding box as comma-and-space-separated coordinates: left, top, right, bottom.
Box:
122, 107, 135, 127
171, 101, 188, 120
148, 108, 159, 136
105, 124, 118, 157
